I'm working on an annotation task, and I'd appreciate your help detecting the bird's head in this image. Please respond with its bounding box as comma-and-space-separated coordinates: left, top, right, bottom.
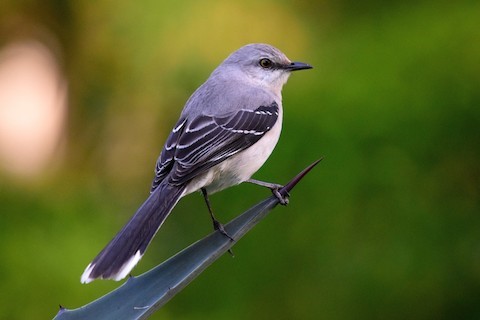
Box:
218, 43, 312, 93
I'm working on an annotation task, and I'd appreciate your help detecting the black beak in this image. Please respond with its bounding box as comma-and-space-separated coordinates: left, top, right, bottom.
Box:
285, 61, 313, 71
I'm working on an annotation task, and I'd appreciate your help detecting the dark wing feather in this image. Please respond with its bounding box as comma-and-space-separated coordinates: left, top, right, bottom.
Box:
151, 101, 279, 190
151, 116, 187, 192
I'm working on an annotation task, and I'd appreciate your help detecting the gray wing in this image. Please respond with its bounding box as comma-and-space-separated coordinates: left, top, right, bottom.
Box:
151, 101, 279, 191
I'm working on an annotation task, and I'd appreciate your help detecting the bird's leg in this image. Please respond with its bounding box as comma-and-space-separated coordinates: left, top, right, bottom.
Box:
201, 188, 235, 246
246, 179, 290, 205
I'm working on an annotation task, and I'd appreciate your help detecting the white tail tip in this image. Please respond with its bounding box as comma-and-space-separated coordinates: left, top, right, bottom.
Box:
80, 251, 143, 284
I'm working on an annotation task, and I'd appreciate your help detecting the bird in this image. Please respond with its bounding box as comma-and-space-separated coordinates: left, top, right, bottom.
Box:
81, 43, 312, 283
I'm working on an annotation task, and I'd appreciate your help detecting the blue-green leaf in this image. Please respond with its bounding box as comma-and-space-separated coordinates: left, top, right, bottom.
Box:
54, 159, 321, 320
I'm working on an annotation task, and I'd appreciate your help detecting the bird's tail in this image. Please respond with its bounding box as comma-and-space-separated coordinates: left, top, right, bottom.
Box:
81, 182, 185, 283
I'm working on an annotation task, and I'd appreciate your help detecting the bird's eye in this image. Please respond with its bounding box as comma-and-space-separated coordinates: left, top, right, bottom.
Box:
259, 58, 273, 69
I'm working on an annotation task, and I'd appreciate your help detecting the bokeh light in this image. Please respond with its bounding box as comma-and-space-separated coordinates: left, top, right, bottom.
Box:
0, 40, 66, 177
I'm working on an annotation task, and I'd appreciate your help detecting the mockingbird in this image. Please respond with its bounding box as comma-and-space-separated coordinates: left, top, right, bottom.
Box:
81, 43, 312, 283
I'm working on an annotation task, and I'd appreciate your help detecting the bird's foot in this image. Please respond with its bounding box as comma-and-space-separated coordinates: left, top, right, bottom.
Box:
272, 186, 289, 205
212, 220, 235, 257
213, 220, 235, 242
247, 179, 289, 205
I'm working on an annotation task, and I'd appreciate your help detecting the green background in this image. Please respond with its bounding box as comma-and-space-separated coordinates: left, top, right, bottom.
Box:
1, 1, 479, 319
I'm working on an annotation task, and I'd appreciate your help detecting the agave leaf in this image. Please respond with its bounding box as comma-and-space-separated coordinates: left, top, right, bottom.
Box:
54, 159, 321, 320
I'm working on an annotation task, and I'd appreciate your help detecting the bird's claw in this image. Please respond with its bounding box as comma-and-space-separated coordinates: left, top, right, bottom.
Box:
213, 220, 235, 242
212, 220, 235, 256
272, 187, 289, 205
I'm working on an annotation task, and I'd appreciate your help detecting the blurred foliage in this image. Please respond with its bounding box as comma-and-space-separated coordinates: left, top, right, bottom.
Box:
0, 0, 479, 319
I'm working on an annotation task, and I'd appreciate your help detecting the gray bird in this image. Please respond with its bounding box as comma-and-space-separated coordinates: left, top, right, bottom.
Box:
81, 43, 312, 283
